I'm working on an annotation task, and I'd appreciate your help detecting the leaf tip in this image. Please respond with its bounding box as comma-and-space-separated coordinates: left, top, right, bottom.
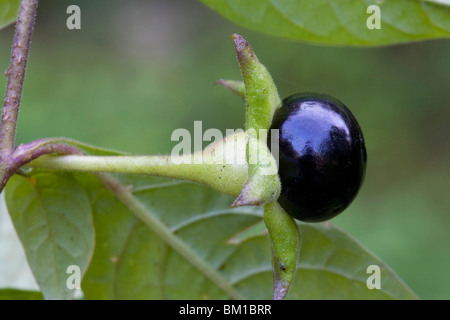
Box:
213, 79, 246, 100
231, 33, 242, 44
273, 281, 288, 300
212, 79, 224, 86
232, 33, 257, 64
231, 181, 265, 208
231, 194, 261, 208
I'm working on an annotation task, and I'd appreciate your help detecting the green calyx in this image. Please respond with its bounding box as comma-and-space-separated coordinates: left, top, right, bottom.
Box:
231, 130, 280, 207
221, 34, 282, 209
218, 34, 300, 300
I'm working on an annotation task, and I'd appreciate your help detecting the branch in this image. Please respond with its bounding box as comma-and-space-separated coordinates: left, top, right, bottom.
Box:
0, 2, 80, 192
0, 138, 83, 191
0, 0, 38, 157
0, 0, 38, 191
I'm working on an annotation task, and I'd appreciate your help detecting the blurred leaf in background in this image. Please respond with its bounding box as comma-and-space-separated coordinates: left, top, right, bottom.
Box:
199, 0, 450, 45
0, 0, 20, 29
0, 0, 448, 299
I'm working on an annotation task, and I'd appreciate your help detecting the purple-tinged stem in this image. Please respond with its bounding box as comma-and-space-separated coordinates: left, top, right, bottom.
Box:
12, 138, 85, 169
0, 0, 39, 191
0, 0, 38, 157
0, 138, 83, 191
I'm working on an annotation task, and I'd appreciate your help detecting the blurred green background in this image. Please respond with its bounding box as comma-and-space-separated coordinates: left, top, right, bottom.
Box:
0, 0, 449, 299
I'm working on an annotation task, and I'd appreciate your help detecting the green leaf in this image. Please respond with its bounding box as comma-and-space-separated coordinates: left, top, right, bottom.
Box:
199, 0, 450, 46
78, 174, 261, 299
0, 288, 44, 300
4, 171, 95, 300
69, 171, 415, 299
0, 0, 20, 30
291, 223, 418, 299
12, 142, 417, 299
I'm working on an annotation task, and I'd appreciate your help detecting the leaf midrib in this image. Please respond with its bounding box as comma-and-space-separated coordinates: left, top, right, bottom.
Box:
96, 174, 245, 300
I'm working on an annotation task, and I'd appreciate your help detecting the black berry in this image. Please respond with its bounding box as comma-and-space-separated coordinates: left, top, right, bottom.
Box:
268, 93, 367, 222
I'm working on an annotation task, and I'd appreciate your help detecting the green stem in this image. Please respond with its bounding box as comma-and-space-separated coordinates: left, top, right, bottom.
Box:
95, 172, 245, 300
29, 132, 249, 197
30, 153, 246, 197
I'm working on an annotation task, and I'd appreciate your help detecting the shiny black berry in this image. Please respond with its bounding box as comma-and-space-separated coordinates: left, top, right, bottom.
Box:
268, 93, 367, 222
